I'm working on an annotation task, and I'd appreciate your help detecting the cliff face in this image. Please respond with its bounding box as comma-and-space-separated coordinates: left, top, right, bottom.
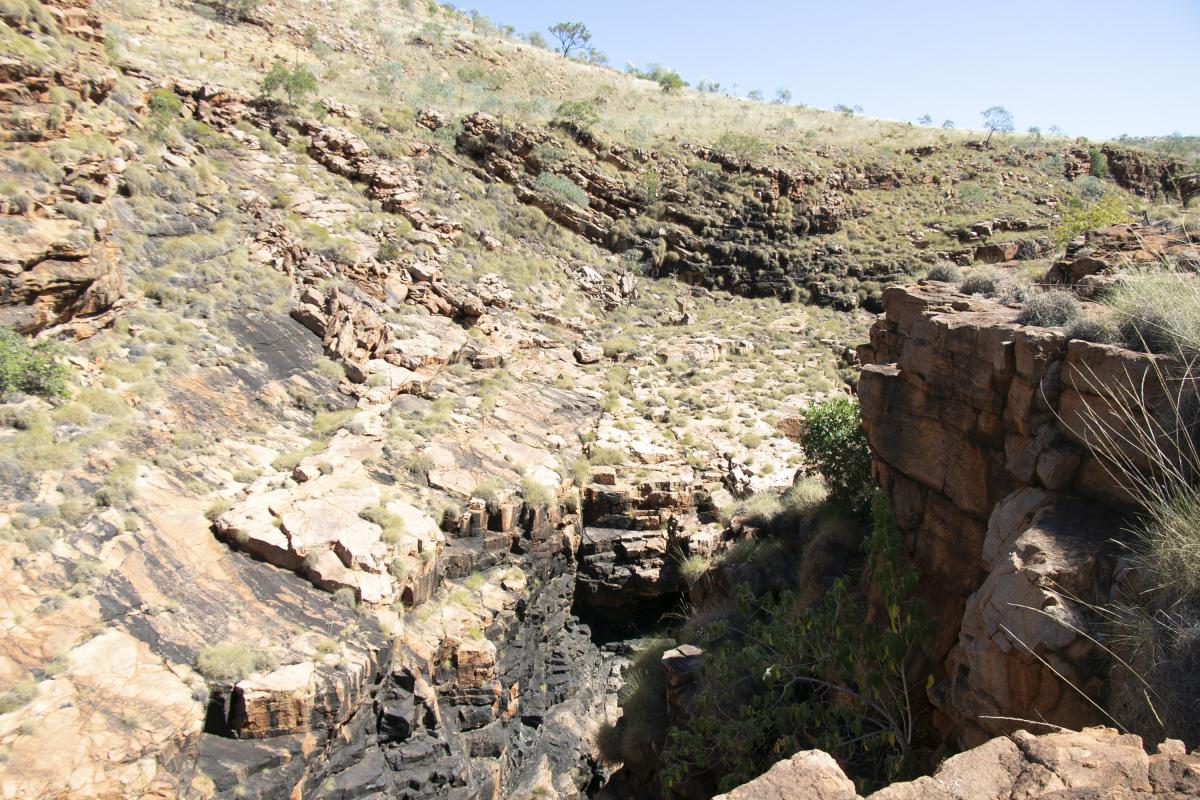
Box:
856, 283, 1181, 747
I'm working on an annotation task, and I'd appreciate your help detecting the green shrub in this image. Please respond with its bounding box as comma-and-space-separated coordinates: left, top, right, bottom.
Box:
260, 61, 318, 105
1053, 193, 1131, 248
662, 493, 929, 793
799, 397, 872, 515
207, 0, 261, 20
1017, 289, 1083, 327
0, 328, 69, 397
533, 173, 589, 208
195, 642, 274, 682
553, 99, 599, 131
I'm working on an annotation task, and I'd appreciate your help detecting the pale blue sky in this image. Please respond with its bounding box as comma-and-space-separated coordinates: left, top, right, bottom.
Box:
460, 0, 1200, 140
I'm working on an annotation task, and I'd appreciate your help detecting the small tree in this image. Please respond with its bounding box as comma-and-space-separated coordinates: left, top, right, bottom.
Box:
547, 21, 590, 56
715, 132, 768, 171
942, 119, 955, 129
657, 69, 686, 93
261, 61, 318, 106
799, 396, 873, 516
526, 31, 548, 49
1089, 146, 1110, 179
981, 105, 1014, 145
1053, 192, 1131, 247
746, 89, 763, 101
773, 88, 792, 104
917, 114, 932, 125
553, 99, 599, 131
1028, 125, 1042, 142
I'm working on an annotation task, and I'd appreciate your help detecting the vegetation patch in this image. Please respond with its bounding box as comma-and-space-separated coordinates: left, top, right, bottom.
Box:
0, 328, 69, 398
195, 643, 275, 682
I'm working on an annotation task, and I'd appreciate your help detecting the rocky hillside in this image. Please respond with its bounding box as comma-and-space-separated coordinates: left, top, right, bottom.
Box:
1, 0, 1198, 798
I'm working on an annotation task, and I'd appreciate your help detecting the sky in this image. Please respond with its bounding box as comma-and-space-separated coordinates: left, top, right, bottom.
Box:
459, 0, 1200, 140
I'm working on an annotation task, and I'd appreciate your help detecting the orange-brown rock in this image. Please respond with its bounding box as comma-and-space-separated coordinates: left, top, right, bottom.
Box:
858, 283, 1185, 746
1045, 222, 1198, 287
718, 727, 1200, 800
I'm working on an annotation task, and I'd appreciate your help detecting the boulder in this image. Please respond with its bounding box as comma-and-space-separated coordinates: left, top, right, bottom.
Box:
713, 750, 857, 800
574, 343, 603, 364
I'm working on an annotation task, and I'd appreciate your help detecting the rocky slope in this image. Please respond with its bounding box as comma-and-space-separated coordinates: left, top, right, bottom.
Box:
1, 0, 1198, 798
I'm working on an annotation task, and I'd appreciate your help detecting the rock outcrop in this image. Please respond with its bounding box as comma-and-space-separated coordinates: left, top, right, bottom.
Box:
0, 0, 125, 335
720, 727, 1200, 800
454, 113, 899, 307
1044, 222, 1198, 289
857, 283, 1185, 746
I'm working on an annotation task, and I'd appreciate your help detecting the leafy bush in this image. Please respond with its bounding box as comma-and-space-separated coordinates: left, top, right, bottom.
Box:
799, 397, 872, 515
260, 61, 318, 105
553, 99, 599, 131
207, 0, 260, 20
146, 88, 182, 135
1053, 193, 1132, 248
714, 132, 767, 166
195, 642, 274, 682
533, 173, 589, 208
662, 494, 929, 792
0, 328, 69, 397
1017, 289, 1083, 327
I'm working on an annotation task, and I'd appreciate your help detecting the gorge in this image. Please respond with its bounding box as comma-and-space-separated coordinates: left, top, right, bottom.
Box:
2, 0, 1200, 798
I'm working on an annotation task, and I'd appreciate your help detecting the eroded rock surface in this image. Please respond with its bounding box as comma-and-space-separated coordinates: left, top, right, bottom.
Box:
857, 283, 1183, 746
721, 727, 1200, 800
